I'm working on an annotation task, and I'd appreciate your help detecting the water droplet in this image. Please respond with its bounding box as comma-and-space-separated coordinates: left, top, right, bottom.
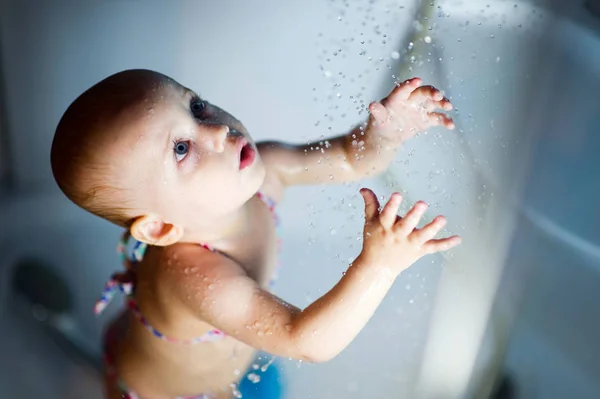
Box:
247, 373, 261, 383
330, 228, 337, 235
390, 51, 400, 59
261, 357, 275, 372
424, 36, 432, 43
231, 383, 242, 398
208, 284, 214, 290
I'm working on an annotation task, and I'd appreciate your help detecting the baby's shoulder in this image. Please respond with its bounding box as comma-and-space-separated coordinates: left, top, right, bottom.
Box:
149, 243, 245, 288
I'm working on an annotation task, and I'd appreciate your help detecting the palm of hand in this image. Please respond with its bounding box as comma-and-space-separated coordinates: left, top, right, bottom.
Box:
367, 77, 455, 142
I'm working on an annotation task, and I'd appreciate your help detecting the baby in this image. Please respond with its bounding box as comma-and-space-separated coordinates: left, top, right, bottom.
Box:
50, 69, 461, 399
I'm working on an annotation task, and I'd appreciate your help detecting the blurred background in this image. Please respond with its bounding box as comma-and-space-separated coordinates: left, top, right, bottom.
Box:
0, 0, 599, 398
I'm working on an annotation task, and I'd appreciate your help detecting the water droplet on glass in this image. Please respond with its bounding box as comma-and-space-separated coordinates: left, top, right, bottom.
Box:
261, 357, 275, 372
424, 36, 432, 43
247, 373, 261, 383
231, 383, 242, 398
391, 51, 400, 59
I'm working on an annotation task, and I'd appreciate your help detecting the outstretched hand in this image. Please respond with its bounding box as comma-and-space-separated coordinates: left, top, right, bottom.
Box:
367, 77, 455, 142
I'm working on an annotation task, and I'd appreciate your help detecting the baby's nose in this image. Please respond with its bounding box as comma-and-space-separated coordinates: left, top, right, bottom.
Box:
208, 124, 229, 153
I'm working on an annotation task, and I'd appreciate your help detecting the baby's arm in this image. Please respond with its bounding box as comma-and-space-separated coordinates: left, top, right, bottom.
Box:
258, 78, 454, 187
170, 189, 460, 362
180, 248, 394, 363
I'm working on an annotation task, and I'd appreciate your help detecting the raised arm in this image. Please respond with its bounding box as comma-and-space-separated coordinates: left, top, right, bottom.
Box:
257, 78, 455, 187
171, 189, 461, 362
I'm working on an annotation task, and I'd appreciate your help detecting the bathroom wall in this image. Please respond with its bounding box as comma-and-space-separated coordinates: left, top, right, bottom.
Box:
0, 42, 9, 191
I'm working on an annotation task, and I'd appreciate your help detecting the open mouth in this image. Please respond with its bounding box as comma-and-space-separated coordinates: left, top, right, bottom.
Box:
238, 141, 256, 170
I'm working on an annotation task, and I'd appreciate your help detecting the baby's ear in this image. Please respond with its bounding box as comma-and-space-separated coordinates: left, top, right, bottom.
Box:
130, 215, 184, 246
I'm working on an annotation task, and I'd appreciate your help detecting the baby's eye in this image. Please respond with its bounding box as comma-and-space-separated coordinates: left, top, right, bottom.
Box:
173, 140, 190, 161
190, 98, 207, 119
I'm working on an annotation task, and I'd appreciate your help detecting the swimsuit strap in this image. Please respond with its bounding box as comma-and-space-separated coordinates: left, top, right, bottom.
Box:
94, 231, 144, 314
94, 191, 280, 344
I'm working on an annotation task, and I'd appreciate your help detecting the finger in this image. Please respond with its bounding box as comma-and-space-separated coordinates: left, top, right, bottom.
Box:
379, 193, 402, 229
360, 188, 380, 222
409, 85, 444, 102
428, 112, 455, 130
425, 97, 453, 112
368, 102, 389, 127
385, 77, 422, 104
412, 216, 447, 242
395, 201, 427, 234
422, 235, 462, 254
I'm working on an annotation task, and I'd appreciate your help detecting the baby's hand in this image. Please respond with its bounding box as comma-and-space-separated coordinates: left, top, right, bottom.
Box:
367, 77, 455, 143
359, 188, 461, 274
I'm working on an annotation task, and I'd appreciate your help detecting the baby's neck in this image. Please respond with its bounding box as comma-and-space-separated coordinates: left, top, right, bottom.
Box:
179, 198, 255, 246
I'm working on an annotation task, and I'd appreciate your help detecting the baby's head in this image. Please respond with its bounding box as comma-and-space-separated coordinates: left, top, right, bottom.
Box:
51, 69, 265, 245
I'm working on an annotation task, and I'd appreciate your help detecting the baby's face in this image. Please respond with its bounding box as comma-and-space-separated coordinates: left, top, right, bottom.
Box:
113, 80, 265, 231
